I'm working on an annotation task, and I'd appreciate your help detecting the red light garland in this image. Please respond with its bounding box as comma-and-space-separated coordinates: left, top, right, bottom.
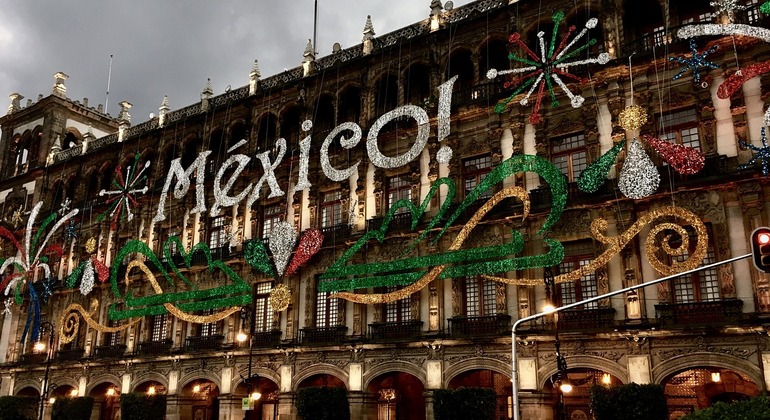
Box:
641, 135, 705, 175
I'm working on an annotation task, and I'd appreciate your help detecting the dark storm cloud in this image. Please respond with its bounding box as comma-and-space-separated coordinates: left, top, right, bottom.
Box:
0, 1, 471, 123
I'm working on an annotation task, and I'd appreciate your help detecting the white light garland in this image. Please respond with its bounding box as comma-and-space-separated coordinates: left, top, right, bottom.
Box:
366, 105, 430, 168
211, 152, 252, 216
246, 138, 287, 209
80, 260, 95, 295
321, 122, 362, 181
677, 24, 770, 43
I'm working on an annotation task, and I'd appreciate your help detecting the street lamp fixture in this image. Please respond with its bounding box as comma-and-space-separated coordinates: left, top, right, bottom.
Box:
69, 389, 78, 397
147, 386, 156, 395
36, 320, 55, 420
250, 391, 262, 401
559, 381, 573, 394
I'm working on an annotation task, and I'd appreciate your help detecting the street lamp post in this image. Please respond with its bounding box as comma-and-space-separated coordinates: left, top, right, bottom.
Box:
509, 253, 751, 420
238, 285, 261, 420
36, 321, 55, 420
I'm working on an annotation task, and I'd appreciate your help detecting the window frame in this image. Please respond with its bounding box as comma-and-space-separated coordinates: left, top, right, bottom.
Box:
462, 155, 494, 200
669, 225, 720, 304
462, 275, 497, 317
316, 278, 341, 328
208, 215, 227, 250
149, 313, 169, 342
320, 190, 345, 228
657, 108, 701, 151
253, 281, 274, 333
550, 132, 588, 183
386, 175, 412, 214
384, 285, 412, 323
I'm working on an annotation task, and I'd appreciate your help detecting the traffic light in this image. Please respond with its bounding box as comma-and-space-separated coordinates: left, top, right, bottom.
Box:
751, 227, 770, 273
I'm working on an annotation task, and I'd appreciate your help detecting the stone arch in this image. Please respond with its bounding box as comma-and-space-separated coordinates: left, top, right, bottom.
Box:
539, 354, 629, 389
443, 357, 511, 388
362, 361, 427, 390
232, 366, 281, 391
292, 364, 349, 391
652, 353, 764, 388
13, 379, 41, 395
179, 371, 222, 390
130, 373, 169, 391
48, 375, 79, 392
86, 375, 121, 395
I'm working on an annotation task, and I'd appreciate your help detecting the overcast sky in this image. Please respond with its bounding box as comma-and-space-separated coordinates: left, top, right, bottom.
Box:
0, 0, 474, 123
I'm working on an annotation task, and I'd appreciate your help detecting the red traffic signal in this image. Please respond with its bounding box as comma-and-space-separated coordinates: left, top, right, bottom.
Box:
751, 227, 770, 273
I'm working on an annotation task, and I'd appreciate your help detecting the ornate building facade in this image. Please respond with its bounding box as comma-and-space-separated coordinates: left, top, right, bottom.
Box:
1, 0, 770, 419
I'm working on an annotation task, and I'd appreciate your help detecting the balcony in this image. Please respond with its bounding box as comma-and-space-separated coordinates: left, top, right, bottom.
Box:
448, 314, 512, 338
368, 320, 423, 341
320, 224, 352, 245
56, 347, 85, 362
557, 307, 617, 331
299, 326, 348, 345
655, 299, 743, 327
184, 334, 224, 352
451, 82, 506, 109
136, 339, 173, 356
93, 345, 127, 359
367, 212, 414, 234
251, 330, 283, 348
19, 353, 47, 365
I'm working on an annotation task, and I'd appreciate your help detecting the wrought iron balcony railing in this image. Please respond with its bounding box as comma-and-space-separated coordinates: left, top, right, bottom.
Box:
366, 212, 415, 233
136, 339, 173, 356
320, 224, 352, 244
56, 348, 85, 362
448, 314, 512, 338
184, 334, 224, 352
19, 353, 47, 365
655, 299, 743, 327
93, 345, 127, 359
299, 326, 348, 345
251, 330, 283, 348
368, 320, 423, 341
557, 307, 617, 331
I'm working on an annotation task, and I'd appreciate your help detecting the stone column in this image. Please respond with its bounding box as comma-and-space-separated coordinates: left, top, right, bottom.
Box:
627, 355, 651, 384
276, 392, 296, 419
518, 391, 553, 420
423, 390, 435, 420
165, 394, 180, 420
349, 391, 377, 420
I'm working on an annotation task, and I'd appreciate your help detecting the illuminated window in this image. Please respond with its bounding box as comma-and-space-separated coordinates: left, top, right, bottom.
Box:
556, 241, 598, 308
253, 282, 274, 332
385, 286, 411, 323
199, 309, 218, 337
462, 155, 493, 199
150, 314, 168, 342
320, 190, 344, 228
551, 133, 587, 183
669, 226, 719, 303
658, 108, 700, 151
262, 205, 283, 238
463, 276, 497, 316
316, 278, 340, 327
208, 216, 227, 249
387, 175, 412, 214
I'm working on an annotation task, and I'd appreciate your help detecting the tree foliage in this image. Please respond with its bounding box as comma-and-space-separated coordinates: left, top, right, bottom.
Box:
0, 396, 38, 420
52, 397, 94, 420
120, 393, 167, 420
295, 386, 350, 420
680, 395, 770, 420
434, 387, 498, 420
590, 383, 667, 420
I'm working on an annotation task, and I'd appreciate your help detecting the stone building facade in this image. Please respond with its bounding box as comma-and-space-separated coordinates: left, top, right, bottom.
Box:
1, 0, 770, 419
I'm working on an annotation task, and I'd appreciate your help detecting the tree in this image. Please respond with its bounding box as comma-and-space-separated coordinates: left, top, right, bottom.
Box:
590, 383, 667, 420
680, 395, 770, 420
434, 387, 498, 420
295, 386, 350, 420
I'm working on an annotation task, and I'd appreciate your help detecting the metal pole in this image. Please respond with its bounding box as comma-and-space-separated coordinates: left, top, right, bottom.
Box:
510, 253, 751, 420
38, 321, 55, 420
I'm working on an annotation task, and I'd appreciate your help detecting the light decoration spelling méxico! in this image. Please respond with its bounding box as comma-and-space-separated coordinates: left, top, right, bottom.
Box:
98, 153, 150, 230
486, 11, 609, 124
0, 201, 78, 342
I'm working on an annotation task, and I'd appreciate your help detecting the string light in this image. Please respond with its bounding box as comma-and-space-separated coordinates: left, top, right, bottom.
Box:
669, 39, 719, 84
284, 228, 323, 277
482, 206, 708, 285
641, 135, 705, 175
268, 221, 297, 277
739, 127, 770, 176
577, 139, 626, 193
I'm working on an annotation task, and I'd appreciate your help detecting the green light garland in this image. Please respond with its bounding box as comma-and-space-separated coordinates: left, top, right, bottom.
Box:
320, 154, 567, 293
762, 2, 770, 14
577, 139, 626, 193
245, 239, 276, 276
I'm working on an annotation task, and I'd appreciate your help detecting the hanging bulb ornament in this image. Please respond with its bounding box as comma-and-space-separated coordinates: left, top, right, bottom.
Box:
619, 139, 660, 199
269, 284, 292, 312
577, 139, 626, 193
619, 105, 648, 131
85, 237, 97, 254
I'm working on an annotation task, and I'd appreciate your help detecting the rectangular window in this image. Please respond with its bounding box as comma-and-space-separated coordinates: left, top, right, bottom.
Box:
387, 175, 412, 214
747, 0, 762, 24
209, 216, 227, 249
150, 313, 168, 342
262, 205, 283, 238
199, 309, 217, 336
105, 320, 123, 346
658, 108, 700, 151
556, 241, 598, 308
385, 286, 412, 323
321, 190, 344, 228
671, 226, 719, 303
463, 155, 493, 199
316, 280, 340, 327
464, 276, 497, 317
551, 133, 587, 183
253, 282, 274, 332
